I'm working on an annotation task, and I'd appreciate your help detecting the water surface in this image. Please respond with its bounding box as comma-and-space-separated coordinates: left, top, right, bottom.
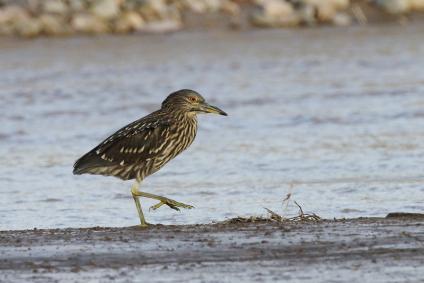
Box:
1, 25, 424, 229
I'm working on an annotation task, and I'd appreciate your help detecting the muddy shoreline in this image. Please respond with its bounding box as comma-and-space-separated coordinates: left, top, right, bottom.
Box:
1, 214, 424, 282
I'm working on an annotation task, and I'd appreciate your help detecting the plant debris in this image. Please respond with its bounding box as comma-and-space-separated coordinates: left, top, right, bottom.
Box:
265, 194, 322, 223
221, 194, 322, 225
265, 203, 321, 223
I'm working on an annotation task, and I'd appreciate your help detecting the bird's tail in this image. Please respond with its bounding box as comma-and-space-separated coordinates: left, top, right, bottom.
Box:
73, 151, 108, 175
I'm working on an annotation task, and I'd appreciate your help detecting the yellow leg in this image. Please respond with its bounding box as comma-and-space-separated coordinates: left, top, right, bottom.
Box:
130, 183, 194, 214
131, 182, 148, 227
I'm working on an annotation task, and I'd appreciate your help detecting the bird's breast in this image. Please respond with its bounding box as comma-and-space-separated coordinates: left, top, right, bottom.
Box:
161, 117, 197, 158
146, 116, 197, 175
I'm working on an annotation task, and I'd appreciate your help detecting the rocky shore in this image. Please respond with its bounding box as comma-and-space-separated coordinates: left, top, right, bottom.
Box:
0, 0, 424, 37
1, 214, 423, 282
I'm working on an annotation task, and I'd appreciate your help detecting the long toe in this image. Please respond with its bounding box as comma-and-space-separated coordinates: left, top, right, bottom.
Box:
150, 198, 194, 211
149, 200, 181, 211
180, 203, 194, 209
150, 201, 165, 211
166, 203, 181, 211
166, 199, 194, 210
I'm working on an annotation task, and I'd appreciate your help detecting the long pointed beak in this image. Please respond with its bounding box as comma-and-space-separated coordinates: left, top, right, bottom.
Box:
201, 103, 227, 116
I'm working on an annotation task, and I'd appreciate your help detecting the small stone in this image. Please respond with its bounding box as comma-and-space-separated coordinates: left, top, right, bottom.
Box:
376, 0, 410, 14
332, 12, 352, 26
26, 0, 47, 14
0, 5, 28, 24
27, 0, 40, 13
138, 0, 168, 20
184, 0, 221, 13
303, 0, 338, 22
316, 2, 337, 21
303, 0, 350, 23
297, 3, 317, 25
204, 0, 222, 12
15, 17, 42, 37
409, 0, 424, 11
42, 0, 68, 15
71, 13, 109, 33
251, 0, 300, 27
221, 0, 241, 16
0, 23, 13, 35
69, 0, 87, 12
0, 5, 41, 37
114, 11, 144, 33
91, 0, 120, 19
184, 0, 208, 13
39, 14, 67, 35
120, 0, 137, 11
137, 0, 181, 23
140, 19, 182, 33
262, 0, 294, 19
329, 0, 350, 10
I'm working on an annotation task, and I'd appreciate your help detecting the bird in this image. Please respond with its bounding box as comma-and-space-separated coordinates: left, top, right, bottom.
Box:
73, 89, 227, 227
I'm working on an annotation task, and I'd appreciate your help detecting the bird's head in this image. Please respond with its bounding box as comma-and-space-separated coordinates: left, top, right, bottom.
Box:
161, 89, 227, 116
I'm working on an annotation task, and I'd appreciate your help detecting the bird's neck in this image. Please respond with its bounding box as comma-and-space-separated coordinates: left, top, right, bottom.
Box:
170, 110, 197, 123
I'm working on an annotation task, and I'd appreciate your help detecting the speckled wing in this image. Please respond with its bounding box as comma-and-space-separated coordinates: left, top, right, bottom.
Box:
73, 111, 174, 178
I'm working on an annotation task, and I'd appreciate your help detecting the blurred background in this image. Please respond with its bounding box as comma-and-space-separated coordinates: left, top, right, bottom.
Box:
1, 0, 424, 230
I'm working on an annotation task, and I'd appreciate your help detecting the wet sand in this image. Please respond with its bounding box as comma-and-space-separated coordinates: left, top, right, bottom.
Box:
1, 214, 424, 282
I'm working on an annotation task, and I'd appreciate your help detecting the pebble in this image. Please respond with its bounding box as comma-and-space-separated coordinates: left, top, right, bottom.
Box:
0, 5, 28, 24
184, 0, 222, 13
114, 11, 144, 33
137, 0, 170, 21
141, 19, 183, 33
15, 17, 42, 37
330, 0, 350, 10
69, 0, 87, 12
409, 0, 424, 11
316, 2, 338, 22
39, 14, 68, 35
252, 0, 300, 27
376, 0, 410, 14
91, 0, 120, 19
42, 0, 68, 15
71, 13, 109, 33
220, 0, 241, 16
332, 12, 352, 26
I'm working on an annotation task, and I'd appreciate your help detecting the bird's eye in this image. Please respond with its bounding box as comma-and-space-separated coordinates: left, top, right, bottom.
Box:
189, 97, 197, 102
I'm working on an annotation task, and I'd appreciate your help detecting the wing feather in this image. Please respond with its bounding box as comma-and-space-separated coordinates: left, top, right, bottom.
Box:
73, 111, 174, 174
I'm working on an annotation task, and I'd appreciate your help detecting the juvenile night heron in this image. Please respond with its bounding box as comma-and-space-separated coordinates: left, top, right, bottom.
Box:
73, 89, 227, 227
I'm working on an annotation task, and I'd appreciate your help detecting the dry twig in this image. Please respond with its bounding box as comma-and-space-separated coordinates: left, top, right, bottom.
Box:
264, 199, 321, 223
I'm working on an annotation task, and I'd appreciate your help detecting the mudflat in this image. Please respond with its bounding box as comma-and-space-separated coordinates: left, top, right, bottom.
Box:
1, 214, 423, 282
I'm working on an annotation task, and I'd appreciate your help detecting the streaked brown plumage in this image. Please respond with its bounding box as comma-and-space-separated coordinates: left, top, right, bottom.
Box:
73, 89, 227, 227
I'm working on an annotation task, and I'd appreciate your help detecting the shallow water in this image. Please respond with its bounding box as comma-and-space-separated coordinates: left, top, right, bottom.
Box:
1, 25, 424, 230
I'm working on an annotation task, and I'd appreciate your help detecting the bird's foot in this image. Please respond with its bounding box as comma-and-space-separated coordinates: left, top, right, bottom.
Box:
150, 198, 194, 211
139, 223, 150, 228
133, 222, 150, 228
